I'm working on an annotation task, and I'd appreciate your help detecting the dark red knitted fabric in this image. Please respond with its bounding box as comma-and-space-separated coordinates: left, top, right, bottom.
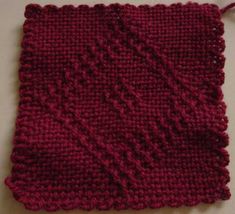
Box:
5, 2, 231, 211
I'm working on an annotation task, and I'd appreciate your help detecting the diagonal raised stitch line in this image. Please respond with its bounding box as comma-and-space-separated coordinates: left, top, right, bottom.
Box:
103, 90, 130, 117
106, 25, 197, 111
120, 15, 209, 102
102, 12, 212, 113
84, 40, 174, 158
62, 67, 151, 176
65, 41, 169, 171
6, 4, 231, 210
33, 85, 142, 191
63, 47, 161, 170
121, 131, 157, 169
87, 39, 145, 113
59, 33, 189, 162
78, 43, 143, 116
122, 17, 225, 122
65, 28, 218, 179
113, 80, 136, 112
96, 18, 199, 112
104, 17, 224, 133
54, 73, 146, 180
91, 34, 185, 132
87, 36, 186, 158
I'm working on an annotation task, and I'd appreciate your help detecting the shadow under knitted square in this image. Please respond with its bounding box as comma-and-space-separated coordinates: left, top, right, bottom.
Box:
5, 2, 230, 211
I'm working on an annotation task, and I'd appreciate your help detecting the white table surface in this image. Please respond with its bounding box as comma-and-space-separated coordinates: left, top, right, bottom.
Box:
0, 0, 234, 213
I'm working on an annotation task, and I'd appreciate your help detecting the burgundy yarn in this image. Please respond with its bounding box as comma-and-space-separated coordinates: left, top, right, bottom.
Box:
5, 2, 231, 211
221, 3, 235, 14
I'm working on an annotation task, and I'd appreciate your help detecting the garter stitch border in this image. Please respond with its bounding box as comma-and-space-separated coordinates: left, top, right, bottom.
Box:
5, 2, 231, 211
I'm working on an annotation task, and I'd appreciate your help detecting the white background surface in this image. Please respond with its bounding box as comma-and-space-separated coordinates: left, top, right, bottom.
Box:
0, 0, 234, 213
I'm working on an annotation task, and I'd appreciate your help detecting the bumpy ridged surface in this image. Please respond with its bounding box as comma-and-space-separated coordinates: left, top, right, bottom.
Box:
5, 2, 230, 211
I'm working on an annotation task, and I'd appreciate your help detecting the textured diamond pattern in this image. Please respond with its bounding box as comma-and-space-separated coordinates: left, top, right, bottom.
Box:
5, 3, 230, 211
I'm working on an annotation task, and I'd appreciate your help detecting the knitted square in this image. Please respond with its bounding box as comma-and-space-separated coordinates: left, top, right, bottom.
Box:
5, 2, 230, 211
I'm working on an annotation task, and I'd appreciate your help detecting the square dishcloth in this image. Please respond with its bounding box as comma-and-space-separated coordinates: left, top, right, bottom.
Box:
5, 2, 231, 211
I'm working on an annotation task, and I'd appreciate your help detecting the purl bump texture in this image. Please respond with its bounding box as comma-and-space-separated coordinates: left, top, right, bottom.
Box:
5, 2, 230, 211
